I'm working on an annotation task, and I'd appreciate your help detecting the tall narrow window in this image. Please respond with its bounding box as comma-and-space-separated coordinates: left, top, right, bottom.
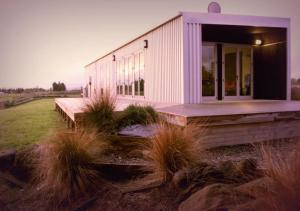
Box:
224, 47, 238, 96
128, 56, 133, 95
116, 61, 120, 94
99, 64, 103, 95
239, 48, 251, 96
134, 54, 140, 96
202, 45, 216, 97
139, 52, 145, 96
124, 58, 129, 95
120, 60, 124, 95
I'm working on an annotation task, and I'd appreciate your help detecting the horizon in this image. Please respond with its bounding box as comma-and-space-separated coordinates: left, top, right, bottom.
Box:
0, 0, 299, 89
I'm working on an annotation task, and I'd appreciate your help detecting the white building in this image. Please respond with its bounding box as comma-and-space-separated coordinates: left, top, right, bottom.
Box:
84, 3, 290, 104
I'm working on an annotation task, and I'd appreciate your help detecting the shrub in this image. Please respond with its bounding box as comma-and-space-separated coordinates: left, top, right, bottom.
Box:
33, 130, 105, 204
257, 143, 300, 211
82, 91, 116, 133
147, 122, 203, 181
4, 99, 15, 108
117, 104, 158, 128
144, 105, 159, 122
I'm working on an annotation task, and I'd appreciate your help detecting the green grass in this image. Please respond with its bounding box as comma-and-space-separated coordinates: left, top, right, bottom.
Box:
0, 99, 65, 150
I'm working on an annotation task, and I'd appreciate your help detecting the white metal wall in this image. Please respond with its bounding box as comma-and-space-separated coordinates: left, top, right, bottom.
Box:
183, 21, 202, 103
84, 16, 184, 104
146, 16, 183, 103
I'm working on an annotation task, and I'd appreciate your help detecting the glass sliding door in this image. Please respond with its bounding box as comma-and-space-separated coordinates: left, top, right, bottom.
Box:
224, 47, 238, 97
239, 48, 252, 96
223, 45, 252, 100
202, 44, 216, 99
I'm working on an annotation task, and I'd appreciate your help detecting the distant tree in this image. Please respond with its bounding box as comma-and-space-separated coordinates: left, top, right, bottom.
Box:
292, 78, 297, 85
52, 82, 58, 91
61, 82, 66, 91
16, 88, 24, 93
297, 78, 300, 85
52, 82, 66, 91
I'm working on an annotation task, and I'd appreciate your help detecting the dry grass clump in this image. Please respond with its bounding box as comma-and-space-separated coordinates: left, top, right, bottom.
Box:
147, 122, 203, 181
82, 91, 116, 133
258, 142, 300, 211
33, 129, 106, 205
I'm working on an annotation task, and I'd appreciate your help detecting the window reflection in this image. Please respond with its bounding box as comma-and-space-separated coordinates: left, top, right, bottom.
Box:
224, 47, 237, 96
239, 48, 251, 96
116, 52, 145, 97
202, 45, 216, 97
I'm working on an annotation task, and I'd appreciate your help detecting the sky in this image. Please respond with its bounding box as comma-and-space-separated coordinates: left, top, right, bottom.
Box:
0, 0, 299, 89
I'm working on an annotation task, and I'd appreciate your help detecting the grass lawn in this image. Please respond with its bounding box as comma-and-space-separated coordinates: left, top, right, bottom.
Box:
0, 99, 65, 150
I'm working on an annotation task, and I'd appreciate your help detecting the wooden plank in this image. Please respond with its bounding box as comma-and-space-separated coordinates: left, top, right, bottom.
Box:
199, 119, 300, 148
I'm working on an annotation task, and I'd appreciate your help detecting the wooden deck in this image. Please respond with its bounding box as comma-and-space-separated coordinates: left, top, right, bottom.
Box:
55, 98, 300, 147
158, 100, 300, 125
158, 100, 300, 147
54, 97, 174, 128
55, 98, 88, 128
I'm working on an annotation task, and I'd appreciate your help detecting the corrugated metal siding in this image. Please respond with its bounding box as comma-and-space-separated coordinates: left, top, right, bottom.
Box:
84, 16, 183, 104
184, 22, 202, 103
146, 16, 183, 103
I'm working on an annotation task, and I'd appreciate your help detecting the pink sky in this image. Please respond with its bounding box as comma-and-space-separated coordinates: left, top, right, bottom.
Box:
0, 0, 299, 89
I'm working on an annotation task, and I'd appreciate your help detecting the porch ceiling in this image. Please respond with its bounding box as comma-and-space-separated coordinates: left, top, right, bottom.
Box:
202, 24, 287, 45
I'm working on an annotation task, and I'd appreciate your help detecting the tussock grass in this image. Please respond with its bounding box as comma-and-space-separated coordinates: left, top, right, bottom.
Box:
147, 122, 204, 181
258, 142, 300, 211
33, 129, 106, 204
82, 91, 116, 133
116, 104, 158, 129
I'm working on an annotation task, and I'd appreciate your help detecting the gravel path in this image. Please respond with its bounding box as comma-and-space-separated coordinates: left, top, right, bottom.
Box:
201, 138, 300, 168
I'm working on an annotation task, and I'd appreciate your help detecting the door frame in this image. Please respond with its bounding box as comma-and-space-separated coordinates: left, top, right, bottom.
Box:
222, 44, 253, 100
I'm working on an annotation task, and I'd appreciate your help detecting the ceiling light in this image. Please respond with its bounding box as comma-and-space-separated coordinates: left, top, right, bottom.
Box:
255, 39, 263, 45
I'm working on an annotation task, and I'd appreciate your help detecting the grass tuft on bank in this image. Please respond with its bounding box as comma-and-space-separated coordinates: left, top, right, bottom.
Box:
33, 129, 105, 205
147, 123, 204, 181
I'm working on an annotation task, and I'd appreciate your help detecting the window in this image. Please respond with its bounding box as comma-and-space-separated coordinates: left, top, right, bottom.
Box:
202, 45, 216, 97
128, 56, 134, 95
239, 48, 251, 96
134, 54, 140, 96
124, 58, 129, 95
100, 64, 104, 95
116, 52, 145, 97
224, 47, 238, 96
139, 52, 145, 96
120, 60, 124, 95
116, 61, 120, 94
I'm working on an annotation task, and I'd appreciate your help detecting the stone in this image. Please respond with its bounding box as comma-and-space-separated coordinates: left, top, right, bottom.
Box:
236, 158, 258, 176
219, 160, 237, 181
12, 144, 39, 181
201, 165, 225, 183
172, 169, 189, 188
0, 149, 16, 170
235, 177, 271, 196
179, 183, 253, 211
